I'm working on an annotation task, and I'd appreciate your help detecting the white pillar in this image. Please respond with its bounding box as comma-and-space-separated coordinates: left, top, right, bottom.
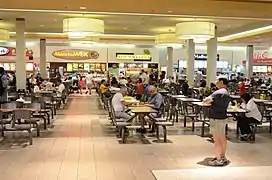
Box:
167, 47, 174, 77
186, 39, 195, 86
16, 18, 26, 90
40, 39, 47, 78
246, 45, 253, 78
207, 27, 218, 85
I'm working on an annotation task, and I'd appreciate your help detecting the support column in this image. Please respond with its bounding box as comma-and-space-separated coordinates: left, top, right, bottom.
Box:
167, 47, 174, 77
40, 39, 47, 78
246, 45, 253, 79
186, 39, 195, 86
207, 27, 218, 85
16, 18, 26, 90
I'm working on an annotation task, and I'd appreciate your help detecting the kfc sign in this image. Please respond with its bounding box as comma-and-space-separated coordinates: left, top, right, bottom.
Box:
0, 47, 9, 56
254, 52, 268, 59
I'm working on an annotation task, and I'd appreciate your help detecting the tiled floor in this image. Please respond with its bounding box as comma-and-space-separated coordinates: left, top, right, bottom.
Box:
0, 94, 272, 180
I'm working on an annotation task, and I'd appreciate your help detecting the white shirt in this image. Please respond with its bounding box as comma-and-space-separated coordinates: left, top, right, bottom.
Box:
33, 85, 40, 93
140, 73, 149, 84
119, 79, 128, 85
85, 74, 93, 84
242, 99, 262, 121
57, 84, 65, 96
112, 92, 125, 112
45, 81, 54, 90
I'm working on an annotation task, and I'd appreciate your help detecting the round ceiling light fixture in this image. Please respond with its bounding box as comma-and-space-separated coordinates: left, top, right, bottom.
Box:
0, 29, 9, 42
69, 36, 100, 44
176, 22, 215, 43
63, 18, 104, 39
155, 33, 183, 47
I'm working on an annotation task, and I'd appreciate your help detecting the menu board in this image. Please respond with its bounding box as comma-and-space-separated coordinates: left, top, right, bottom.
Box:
73, 63, 78, 71
26, 63, 33, 71
253, 66, 267, 72
84, 63, 90, 71
78, 63, 84, 71
10, 63, 15, 71
3, 63, 10, 70
101, 64, 106, 71
67, 63, 73, 72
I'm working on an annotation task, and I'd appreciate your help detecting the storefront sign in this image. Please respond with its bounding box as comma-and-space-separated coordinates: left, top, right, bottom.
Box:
52, 49, 99, 60
194, 53, 220, 60
116, 54, 151, 60
0, 46, 33, 58
0, 47, 9, 56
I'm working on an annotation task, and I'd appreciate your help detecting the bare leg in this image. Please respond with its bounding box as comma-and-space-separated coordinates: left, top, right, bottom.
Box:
220, 135, 227, 157
213, 134, 222, 159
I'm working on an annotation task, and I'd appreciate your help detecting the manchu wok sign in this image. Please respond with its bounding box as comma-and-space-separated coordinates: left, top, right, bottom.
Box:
52, 49, 99, 60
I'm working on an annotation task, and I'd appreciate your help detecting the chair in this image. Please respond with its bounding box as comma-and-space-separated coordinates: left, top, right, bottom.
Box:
155, 104, 177, 142
25, 102, 47, 130
1, 109, 34, 145
182, 102, 198, 128
193, 105, 210, 137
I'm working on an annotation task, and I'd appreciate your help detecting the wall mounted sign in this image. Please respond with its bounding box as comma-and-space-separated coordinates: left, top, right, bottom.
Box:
243, 51, 272, 65
108, 63, 119, 69
0, 47, 9, 56
194, 53, 220, 61
148, 63, 158, 69
0, 46, 33, 59
116, 52, 152, 61
52, 49, 99, 60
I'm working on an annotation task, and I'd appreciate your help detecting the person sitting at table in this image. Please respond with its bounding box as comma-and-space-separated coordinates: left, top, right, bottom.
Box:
111, 77, 119, 88
181, 80, 189, 96
237, 93, 261, 141
239, 78, 246, 96
57, 80, 65, 97
112, 86, 134, 121
119, 77, 128, 86
100, 79, 111, 98
140, 85, 164, 133
44, 80, 54, 91
33, 83, 41, 93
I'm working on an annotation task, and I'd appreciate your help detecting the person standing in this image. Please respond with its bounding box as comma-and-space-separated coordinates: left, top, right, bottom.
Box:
140, 70, 149, 85
0, 67, 8, 104
85, 72, 93, 95
204, 78, 230, 166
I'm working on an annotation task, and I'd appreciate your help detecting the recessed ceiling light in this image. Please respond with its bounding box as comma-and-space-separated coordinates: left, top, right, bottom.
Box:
40, 24, 44, 27
123, 26, 128, 29
168, 10, 173, 13
80, 6, 87, 10
53, 19, 58, 21
255, 36, 260, 38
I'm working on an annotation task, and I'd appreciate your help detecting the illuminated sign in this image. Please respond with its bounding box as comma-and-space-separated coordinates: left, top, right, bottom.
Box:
0, 47, 9, 56
52, 49, 99, 60
116, 54, 151, 60
194, 53, 220, 60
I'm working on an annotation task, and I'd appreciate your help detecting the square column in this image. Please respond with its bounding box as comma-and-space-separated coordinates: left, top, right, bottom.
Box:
186, 39, 195, 86
207, 27, 217, 85
246, 45, 253, 79
16, 18, 26, 90
167, 47, 174, 77
40, 39, 47, 78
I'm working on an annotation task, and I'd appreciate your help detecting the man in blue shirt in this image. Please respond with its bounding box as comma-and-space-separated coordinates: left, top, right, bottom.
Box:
204, 78, 230, 166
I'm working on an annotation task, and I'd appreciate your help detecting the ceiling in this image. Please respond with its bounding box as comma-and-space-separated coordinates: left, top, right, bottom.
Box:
1, 1, 272, 45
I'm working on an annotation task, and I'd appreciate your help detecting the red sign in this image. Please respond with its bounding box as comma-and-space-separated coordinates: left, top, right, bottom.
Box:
243, 51, 272, 65
0, 46, 33, 57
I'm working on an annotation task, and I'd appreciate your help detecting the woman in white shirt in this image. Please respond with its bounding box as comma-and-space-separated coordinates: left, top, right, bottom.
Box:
238, 93, 262, 140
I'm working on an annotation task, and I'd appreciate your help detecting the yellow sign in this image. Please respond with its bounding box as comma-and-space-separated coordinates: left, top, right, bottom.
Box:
116, 54, 151, 60
52, 49, 99, 60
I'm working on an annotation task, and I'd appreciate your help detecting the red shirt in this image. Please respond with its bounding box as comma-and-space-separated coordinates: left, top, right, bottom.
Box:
239, 81, 246, 96
136, 82, 144, 95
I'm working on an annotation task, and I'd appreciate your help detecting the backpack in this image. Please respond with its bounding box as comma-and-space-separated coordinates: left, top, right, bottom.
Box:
0, 74, 4, 96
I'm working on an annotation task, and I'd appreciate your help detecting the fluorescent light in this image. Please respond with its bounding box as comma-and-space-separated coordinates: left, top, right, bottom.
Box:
218, 25, 272, 42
